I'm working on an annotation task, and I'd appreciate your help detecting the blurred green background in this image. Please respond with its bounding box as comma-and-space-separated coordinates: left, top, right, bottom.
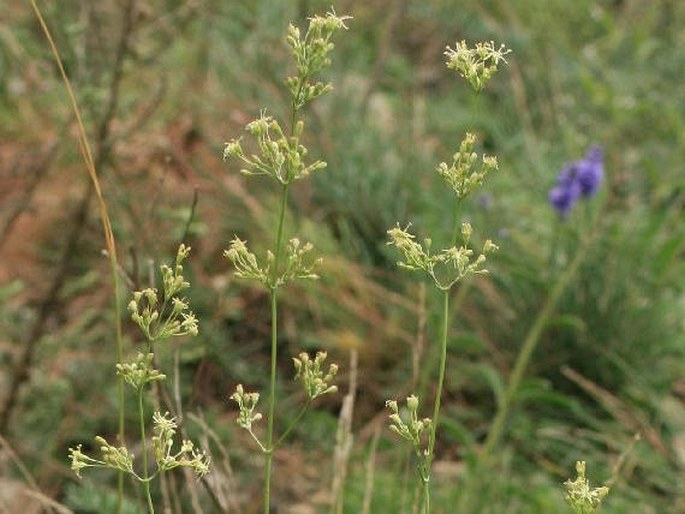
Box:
1, 0, 685, 512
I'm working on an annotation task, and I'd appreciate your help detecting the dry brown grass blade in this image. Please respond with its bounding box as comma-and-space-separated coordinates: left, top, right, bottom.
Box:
0, 433, 65, 514
29, 0, 126, 509
361, 425, 381, 514
28, 0, 118, 262
330, 348, 358, 514
22, 488, 75, 514
28, 0, 123, 368
0, 434, 40, 494
188, 412, 242, 513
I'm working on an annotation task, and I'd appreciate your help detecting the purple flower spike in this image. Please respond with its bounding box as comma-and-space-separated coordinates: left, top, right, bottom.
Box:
576, 145, 603, 197
548, 144, 604, 219
556, 163, 578, 190
549, 181, 580, 218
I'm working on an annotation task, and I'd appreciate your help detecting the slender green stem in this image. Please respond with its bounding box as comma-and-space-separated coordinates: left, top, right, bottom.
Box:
138, 389, 154, 514
417, 196, 461, 514
262, 65, 301, 509
450, 199, 463, 247
470, 92, 481, 128
273, 185, 289, 271
263, 61, 306, 513
263, 289, 278, 514
422, 289, 450, 514
115, 275, 125, 513
276, 402, 310, 447
263, 183, 290, 514
291, 82, 305, 133
429, 291, 450, 457
422, 476, 431, 514
290, 105, 298, 140
248, 428, 268, 453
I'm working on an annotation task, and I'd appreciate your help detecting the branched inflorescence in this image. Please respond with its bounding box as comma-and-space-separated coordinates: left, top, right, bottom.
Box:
223, 10, 350, 185
386, 396, 432, 482
224, 237, 321, 290
128, 244, 199, 341
223, 112, 327, 185
69, 440, 134, 479
388, 125, 500, 291
285, 10, 351, 110
444, 40, 511, 93
69, 415, 210, 481
437, 132, 499, 198
293, 351, 339, 400
387, 223, 497, 291
231, 384, 262, 431
152, 412, 210, 476
221, 12, 350, 303
116, 352, 166, 391
68, 244, 209, 503
564, 461, 610, 514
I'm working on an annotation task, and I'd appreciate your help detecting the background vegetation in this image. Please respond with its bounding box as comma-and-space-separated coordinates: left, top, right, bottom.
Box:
1, 0, 684, 512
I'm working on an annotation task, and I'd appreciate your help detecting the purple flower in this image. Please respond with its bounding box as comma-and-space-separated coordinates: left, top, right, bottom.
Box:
575, 145, 603, 197
548, 181, 580, 218
548, 145, 604, 218
556, 163, 578, 190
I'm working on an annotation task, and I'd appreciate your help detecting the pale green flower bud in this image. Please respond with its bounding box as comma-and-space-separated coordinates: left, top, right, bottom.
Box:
461, 222, 472, 241
483, 240, 498, 254
407, 394, 419, 412
223, 139, 244, 161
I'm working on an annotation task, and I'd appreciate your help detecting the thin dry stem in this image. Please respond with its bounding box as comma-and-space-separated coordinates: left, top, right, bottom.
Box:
29, 2, 126, 510
330, 348, 359, 514
361, 425, 382, 514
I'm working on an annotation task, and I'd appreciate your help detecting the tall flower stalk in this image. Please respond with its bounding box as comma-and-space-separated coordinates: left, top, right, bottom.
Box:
386, 40, 509, 513
223, 11, 349, 513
